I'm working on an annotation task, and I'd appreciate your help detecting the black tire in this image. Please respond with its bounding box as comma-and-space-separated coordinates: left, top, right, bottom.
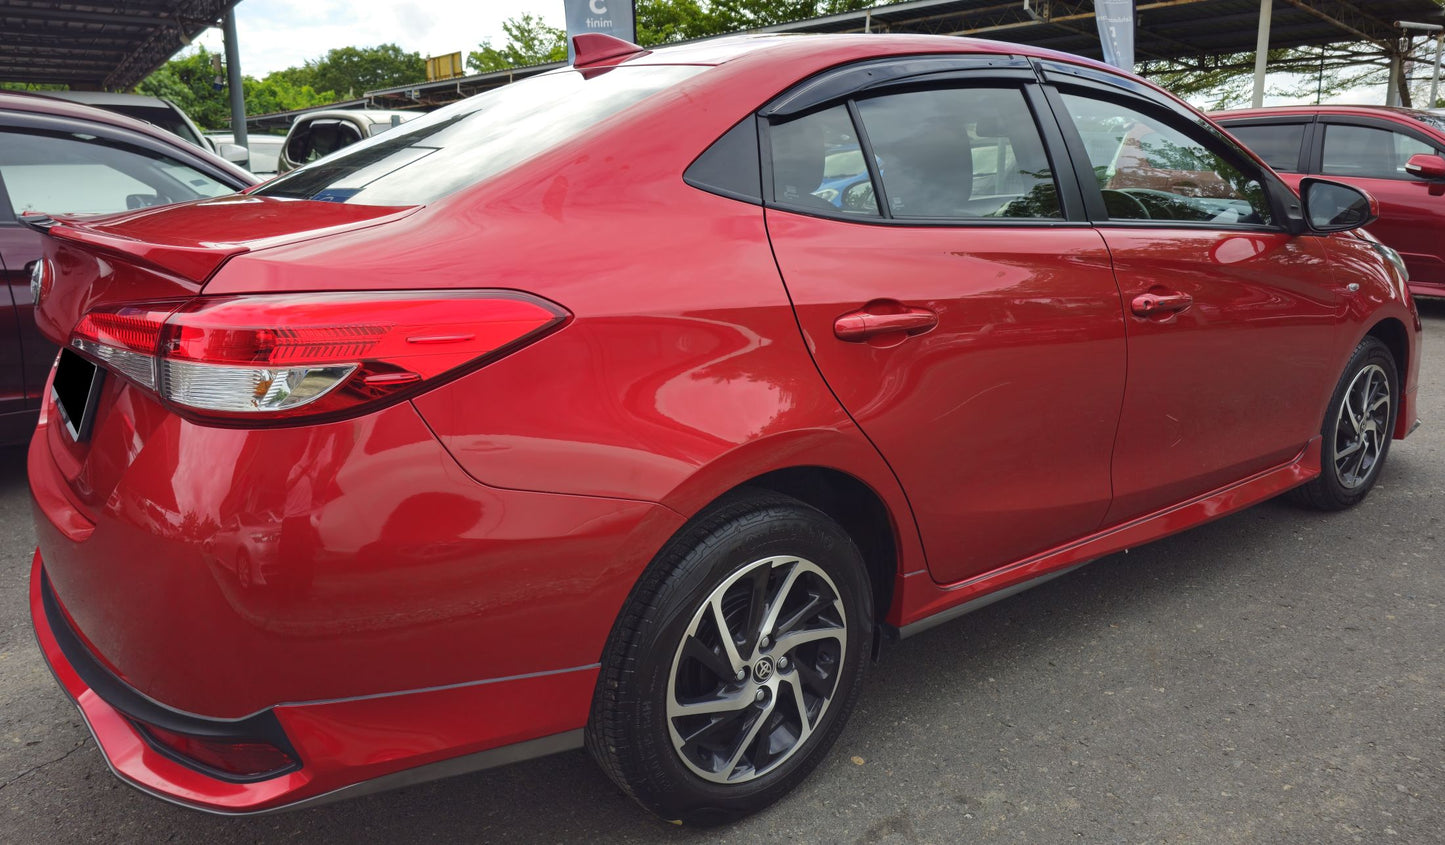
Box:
586, 490, 872, 825
1291, 336, 1398, 511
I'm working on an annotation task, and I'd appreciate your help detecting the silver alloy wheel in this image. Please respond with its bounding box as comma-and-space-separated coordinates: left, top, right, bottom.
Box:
1334, 363, 1391, 490
666, 555, 847, 784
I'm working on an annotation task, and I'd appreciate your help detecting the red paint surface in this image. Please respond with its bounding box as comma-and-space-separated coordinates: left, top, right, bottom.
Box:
26, 35, 1423, 813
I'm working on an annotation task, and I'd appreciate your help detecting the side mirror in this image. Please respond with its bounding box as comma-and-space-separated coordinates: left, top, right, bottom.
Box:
218, 143, 250, 167
1299, 177, 1378, 233
1405, 152, 1445, 180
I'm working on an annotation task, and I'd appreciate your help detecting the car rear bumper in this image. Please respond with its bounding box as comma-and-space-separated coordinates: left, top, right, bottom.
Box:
30, 548, 594, 814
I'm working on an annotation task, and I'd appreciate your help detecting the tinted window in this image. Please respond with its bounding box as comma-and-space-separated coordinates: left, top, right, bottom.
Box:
1061, 93, 1271, 225
0, 130, 235, 216
257, 65, 703, 206
857, 87, 1060, 219
94, 104, 203, 147
1321, 124, 1441, 180
1225, 122, 1306, 172
287, 120, 365, 165
769, 104, 879, 216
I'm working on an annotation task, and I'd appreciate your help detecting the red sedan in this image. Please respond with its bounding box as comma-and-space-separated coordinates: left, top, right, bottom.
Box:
1215, 105, 1445, 300
27, 34, 1420, 823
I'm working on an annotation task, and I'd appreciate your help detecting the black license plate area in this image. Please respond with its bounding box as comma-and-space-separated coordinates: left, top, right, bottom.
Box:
53, 348, 103, 442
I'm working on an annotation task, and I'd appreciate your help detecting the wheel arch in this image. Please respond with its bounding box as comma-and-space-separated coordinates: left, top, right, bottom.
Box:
1363, 316, 1412, 438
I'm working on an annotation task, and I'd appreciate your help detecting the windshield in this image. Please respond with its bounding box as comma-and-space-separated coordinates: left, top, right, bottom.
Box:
255, 65, 703, 206
0, 130, 235, 216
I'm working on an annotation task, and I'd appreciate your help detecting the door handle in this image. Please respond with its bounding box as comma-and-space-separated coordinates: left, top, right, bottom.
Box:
1130, 291, 1193, 317
834, 303, 939, 341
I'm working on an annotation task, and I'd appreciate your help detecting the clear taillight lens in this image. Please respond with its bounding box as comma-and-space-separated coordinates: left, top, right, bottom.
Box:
68, 291, 567, 422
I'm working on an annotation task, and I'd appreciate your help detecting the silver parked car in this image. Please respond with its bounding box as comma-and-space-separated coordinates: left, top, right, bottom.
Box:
278, 109, 422, 172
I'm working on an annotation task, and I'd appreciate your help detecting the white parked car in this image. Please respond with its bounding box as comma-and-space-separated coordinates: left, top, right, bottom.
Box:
278, 109, 422, 173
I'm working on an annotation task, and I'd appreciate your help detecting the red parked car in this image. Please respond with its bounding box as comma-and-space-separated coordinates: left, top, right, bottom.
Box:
28, 34, 1420, 824
0, 92, 255, 445
1215, 105, 1445, 299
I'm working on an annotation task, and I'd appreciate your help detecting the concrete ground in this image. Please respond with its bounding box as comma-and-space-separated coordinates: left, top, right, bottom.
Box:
1, 302, 1441, 844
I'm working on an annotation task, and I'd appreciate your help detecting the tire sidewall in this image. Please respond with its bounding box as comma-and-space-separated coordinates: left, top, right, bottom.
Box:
1317, 338, 1398, 505
629, 505, 872, 819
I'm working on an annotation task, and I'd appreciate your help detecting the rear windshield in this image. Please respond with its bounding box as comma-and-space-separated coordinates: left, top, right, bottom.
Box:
256, 65, 704, 206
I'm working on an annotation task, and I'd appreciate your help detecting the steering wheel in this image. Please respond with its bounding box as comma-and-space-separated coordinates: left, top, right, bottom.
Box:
1101, 188, 1151, 220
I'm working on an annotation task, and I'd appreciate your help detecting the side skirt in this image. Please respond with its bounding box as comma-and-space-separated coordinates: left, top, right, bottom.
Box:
892, 437, 1322, 639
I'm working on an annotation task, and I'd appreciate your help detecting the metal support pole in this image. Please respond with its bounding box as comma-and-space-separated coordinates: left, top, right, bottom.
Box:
222, 7, 247, 150
1431, 33, 1442, 108
1251, 0, 1272, 108
1387, 50, 1402, 106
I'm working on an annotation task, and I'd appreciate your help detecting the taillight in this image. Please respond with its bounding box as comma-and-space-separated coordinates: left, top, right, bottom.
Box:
67, 291, 567, 422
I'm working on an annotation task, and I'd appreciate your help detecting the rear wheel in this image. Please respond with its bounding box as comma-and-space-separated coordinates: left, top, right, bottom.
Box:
1291, 336, 1398, 510
586, 491, 872, 825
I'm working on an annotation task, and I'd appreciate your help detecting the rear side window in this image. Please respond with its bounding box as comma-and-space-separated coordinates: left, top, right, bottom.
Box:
769, 104, 880, 216
257, 65, 703, 206
855, 87, 1060, 219
0, 129, 234, 216
1225, 122, 1306, 172
1321, 123, 1441, 180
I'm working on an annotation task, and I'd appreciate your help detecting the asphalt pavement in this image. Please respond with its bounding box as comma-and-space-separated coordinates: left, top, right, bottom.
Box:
2, 302, 1442, 844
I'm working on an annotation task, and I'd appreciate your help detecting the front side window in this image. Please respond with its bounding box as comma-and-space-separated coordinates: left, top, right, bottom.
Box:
1225, 122, 1307, 172
1321, 123, 1441, 180
856, 86, 1061, 219
1061, 93, 1272, 225
0, 129, 235, 216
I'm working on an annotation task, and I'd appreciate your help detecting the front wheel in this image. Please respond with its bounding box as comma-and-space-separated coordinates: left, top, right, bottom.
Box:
1291, 336, 1398, 510
586, 491, 872, 825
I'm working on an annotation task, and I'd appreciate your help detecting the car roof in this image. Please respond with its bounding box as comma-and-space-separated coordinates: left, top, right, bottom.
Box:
0, 91, 257, 187
293, 109, 422, 124
39, 91, 176, 109
1213, 104, 1440, 122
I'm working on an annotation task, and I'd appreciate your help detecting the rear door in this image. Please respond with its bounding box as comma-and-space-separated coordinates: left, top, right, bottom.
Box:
762, 59, 1128, 585
1039, 65, 1346, 525
1312, 115, 1445, 286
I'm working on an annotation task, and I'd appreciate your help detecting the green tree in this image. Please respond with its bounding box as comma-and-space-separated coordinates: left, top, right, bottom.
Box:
136, 46, 231, 129
243, 76, 335, 115
636, 0, 713, 45
275, 44, 425, 98
468, 14, 567, 72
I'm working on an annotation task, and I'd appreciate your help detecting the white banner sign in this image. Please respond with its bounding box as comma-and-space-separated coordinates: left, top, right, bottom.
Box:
1095, 0, 1135, 71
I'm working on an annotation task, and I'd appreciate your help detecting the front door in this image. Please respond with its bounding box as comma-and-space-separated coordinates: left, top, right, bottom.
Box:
1048, 83, 1347, 525
763, 78, 1128, 585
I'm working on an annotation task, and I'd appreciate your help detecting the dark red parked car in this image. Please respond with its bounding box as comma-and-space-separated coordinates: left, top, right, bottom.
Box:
1215, 105, 1445, 299
0, 92, 255, 445
28, 34, 1420, 823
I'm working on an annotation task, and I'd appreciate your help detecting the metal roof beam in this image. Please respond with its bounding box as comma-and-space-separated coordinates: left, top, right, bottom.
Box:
0, 5, 177, 27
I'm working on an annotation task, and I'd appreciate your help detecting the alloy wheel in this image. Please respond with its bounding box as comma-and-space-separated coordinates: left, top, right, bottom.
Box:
1333, 363, 1391, 490
666, 555, 847, 784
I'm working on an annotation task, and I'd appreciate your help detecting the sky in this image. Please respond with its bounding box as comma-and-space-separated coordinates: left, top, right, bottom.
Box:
186, 1, 1394, 107
192, 0, 563, 78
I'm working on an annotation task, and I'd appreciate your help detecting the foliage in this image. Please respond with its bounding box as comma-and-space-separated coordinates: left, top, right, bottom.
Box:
472, 1, 903, 68
1141, 40, 1438, 110
135, 46, 233, 129
468, 14, 567, 72
268, 44, 425, 99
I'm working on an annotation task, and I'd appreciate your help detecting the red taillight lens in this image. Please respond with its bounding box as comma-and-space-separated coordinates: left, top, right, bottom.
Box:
67, 291, 566, 422
137, 723, 297, 779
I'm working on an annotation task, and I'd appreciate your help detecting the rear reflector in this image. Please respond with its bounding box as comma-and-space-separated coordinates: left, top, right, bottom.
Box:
136, 722, 298, 780
67, 291, 567, 422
